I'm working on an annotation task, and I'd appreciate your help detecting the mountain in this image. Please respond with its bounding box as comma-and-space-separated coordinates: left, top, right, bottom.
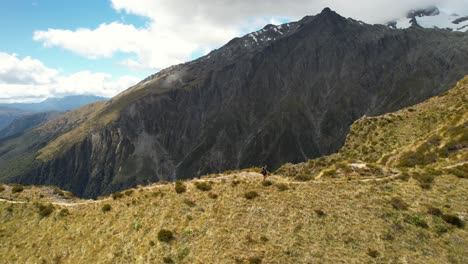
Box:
0, 111, 63, 140
0, 77, 466, 263
1, 8, 468, 198
0, 95, 108, 112
387, 5, 468, 32
0, 107, 30, 131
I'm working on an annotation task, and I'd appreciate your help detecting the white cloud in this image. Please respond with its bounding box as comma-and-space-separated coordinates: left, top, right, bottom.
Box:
0, 52, 58, 85
0, 52, 140, 103
32, 0, 467, 71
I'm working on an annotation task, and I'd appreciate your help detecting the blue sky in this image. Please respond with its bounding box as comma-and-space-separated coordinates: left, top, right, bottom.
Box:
0, 0, 465, 103
0, 0, 151, 79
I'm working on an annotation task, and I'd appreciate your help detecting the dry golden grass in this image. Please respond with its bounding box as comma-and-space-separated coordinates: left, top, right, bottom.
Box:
0, 171, 466, 263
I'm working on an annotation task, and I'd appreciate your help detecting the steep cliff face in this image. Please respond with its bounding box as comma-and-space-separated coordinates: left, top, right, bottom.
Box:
3, 8, 468, 198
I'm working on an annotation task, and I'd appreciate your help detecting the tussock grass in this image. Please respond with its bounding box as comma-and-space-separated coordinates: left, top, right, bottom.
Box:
0, 172, 466, 263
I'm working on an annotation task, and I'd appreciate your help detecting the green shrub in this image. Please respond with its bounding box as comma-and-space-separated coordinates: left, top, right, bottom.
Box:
149, 240, 155, 247
175, 181, 187, 194
0, 185, 4, 192
11, 184, 24, 193
427, 206, 443, 216
275, 183, 289, 191
295, 174, 312, 182
37, 203, 54, 217
101, 204, 112, 213
112, 192, 124, 200
261, 180, 273, 187
248, 256, 262, 264
194, 181, 212, 191
158, 229, 174, 243
125, 190, 134, 196
390, 197, 409, 210
183, 198, 196, 207
442, 214, 464, 228
59, 208, 70, 217
208, 192, 218, 199
407, 215, 429, 228
244, 191, 259, 200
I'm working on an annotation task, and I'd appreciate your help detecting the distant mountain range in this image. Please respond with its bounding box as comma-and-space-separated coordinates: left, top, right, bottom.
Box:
0, 95, 108, 112
0, 95, 108, 140
0, 107, 30, 131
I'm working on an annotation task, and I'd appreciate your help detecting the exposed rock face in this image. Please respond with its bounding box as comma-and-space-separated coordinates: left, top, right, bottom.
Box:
2, 8, 468, 198
407, 6, 440, 19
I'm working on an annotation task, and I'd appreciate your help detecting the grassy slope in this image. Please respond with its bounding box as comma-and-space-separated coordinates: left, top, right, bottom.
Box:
0, 77, 466, 263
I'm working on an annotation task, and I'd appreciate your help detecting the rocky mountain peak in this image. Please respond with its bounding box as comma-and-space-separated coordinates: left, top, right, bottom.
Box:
407, 5, 440, 19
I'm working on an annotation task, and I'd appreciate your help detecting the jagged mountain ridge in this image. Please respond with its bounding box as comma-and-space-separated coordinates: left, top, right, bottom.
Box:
1, 8, 468, 198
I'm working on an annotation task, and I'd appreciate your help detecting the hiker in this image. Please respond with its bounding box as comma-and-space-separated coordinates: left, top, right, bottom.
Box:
260, 165, 268, 180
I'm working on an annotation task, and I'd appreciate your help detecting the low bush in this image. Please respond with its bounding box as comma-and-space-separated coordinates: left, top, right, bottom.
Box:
163, 257, 174, 263
231, 180, 241, 187
101, 204, 112, 213
244, 191, 259, 200
0, 185, 4, 192
59, 208, 70, 217
194, 181, 212, 191
175, 181, 187, 194
125, 190, 134, 196
314, 209, 326, 218
367, 249, 380, 258
261, 180, 273, 187
11, 184, 24, 193
158, 229, 174, 243
321, 168, 337, 178
112, 192, 124, 200
52, 187, 65, 197
411, 172, 434, 189
149, 240, 155, 247
390, 197, 409, 210
275, 183, 289, 191
442, 214, 464, 228
248, 256, 263, 264
407, 215, 429, 228
446, 164, 468, 179
37, 203, 54, 218
183, 198, 196, 207
208, 192, 218, 199
295, 174, 312, 182
427, 206, 443, 216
